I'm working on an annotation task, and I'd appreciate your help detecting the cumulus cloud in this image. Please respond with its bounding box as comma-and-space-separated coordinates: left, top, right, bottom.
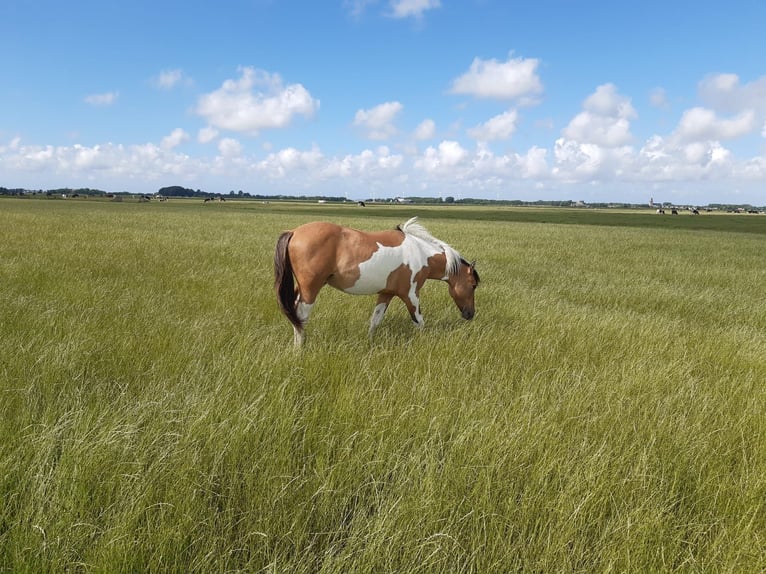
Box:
450, 54, 542, 102
519, 146, 549, 178
562, 84, 636, 147
415, 140, 468, 173
636, 135, 737, 182
323, 146, 403, 178
196, 67, 319, 135
161, 128, 189, 150
468, 109, 519, 141
353, 101, 403, 140
198, 126, 219, 144
389, 0, 441, 18
257, 146, 323, 178
413, 119, 435, 140
155, 69, 190, 89
674, 107, 756, 142
698, 73, 766, 114
84, 92, 118, 106
218, 138, 242, 157
1, 140, 200, 182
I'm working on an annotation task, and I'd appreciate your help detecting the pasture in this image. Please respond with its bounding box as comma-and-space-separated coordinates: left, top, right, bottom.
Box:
1, 197, 765, 573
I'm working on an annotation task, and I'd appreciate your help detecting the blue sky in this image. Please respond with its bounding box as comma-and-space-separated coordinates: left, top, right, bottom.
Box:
2, 0, 765, 204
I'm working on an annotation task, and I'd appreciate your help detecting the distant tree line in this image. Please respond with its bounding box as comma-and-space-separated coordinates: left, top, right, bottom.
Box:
1, 185, 763, 210
0, 187, 117, 197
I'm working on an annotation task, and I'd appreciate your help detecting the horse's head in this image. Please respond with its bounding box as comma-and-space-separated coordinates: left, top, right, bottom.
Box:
447, 259, 480, 320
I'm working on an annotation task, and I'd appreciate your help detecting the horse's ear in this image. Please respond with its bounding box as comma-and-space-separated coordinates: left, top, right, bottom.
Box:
469, 260, 477, 269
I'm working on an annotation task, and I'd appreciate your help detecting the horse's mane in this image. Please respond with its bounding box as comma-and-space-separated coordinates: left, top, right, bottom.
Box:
397, 216, 463, 276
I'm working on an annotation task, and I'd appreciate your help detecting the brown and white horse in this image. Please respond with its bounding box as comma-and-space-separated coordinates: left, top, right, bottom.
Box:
274, 217, 479, 346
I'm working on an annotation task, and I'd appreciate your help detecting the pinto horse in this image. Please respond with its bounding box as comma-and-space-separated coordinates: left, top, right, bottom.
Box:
274, 217, 479, 346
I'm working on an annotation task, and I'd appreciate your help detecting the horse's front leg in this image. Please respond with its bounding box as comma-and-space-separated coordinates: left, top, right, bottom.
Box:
401, 284, 425, 329
369, 293, 393, 338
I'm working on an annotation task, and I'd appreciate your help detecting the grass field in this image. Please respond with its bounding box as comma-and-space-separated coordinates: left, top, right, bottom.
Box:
2, 197, 765, 572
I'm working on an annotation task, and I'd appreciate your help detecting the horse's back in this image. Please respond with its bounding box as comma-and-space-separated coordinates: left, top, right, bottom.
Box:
287, 221, 404, 292
289, 222, 402, 259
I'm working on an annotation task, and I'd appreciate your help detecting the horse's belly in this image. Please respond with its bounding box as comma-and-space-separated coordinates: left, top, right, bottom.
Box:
340, 273, 389, 295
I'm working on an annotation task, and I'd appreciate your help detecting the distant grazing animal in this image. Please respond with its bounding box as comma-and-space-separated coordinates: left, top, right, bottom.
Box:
274, 217, 480, 346
671, 209, 679, 215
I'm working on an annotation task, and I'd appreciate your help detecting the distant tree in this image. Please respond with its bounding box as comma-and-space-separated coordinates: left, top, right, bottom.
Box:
158, 186, 207, 197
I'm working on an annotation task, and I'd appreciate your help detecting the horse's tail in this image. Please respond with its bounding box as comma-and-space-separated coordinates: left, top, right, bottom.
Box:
274, 231, 303, 331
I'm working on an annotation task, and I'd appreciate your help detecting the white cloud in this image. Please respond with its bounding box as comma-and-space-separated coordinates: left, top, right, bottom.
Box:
84, 92, 118, 106
698, 73, 766, 114
583, 84, 636, 119
155, 69, 191, 89
161, 128, 189, 150
674, 107, 756, 142
468, 109, 519, 141
389, 0, 440, 18
218, 138, 242, 157
353, 101, 403, 140
196, 67, 319, 135
1, 140, 200, 182
413, 119, 435, 140
649, 87, 669, 109
450, 54, 542, 101
519, 146, 549, 178
562, 84, 635, 147
415, 140, 468, 173
642, 137, 738, 183
563, 114, 633, 147
323, 146, 403, 178
257, 146, 323, 178
345, 0, 377, 18
198, 126, 219, 144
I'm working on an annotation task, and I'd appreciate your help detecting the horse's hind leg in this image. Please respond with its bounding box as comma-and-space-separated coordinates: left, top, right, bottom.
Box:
369, 293, 393, 338
293, 295, 314, 347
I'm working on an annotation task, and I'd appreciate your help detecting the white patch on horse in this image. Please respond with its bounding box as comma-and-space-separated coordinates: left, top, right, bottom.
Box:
344, 233, 443, 295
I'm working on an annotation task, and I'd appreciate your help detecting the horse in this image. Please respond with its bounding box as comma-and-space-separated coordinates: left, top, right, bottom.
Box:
274, 217, 480, 346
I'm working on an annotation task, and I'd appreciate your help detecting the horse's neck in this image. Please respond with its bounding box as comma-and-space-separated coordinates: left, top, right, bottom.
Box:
420, 245, 450, 280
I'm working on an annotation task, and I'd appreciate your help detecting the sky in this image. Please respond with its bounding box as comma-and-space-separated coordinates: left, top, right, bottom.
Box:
2, 0, 766, 205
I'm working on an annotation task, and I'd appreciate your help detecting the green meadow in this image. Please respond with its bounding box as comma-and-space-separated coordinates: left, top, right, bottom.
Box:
1, 197, 765, 573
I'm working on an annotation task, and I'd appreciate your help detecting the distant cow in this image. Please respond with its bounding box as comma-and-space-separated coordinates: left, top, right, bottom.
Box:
692, 209, 699, 215
671, 209, 678, 215
656, 209, 665, 214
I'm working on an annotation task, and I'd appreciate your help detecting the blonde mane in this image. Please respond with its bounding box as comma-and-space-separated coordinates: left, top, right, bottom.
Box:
398, 216, 463, 275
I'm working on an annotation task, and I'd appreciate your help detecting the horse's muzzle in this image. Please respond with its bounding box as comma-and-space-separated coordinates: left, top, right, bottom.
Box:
461, 308, 475, 320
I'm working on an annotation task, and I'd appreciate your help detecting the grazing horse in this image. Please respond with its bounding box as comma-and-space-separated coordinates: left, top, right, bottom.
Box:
274, 217, 479, 346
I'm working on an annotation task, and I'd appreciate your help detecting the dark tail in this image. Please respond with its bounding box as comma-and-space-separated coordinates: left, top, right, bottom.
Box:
274, 231, 303, 331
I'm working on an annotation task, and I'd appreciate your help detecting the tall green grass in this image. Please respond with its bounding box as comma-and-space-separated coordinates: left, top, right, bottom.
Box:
1, 198, 765, 572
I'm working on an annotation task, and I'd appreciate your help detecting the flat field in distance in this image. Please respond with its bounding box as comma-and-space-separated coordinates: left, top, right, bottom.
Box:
2, 197, 765, 572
